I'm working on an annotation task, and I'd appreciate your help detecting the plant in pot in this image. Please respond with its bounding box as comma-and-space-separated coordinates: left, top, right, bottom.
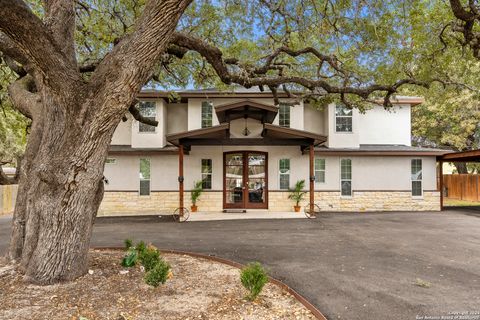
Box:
288, 180, 307, 212
190, 180, 203, 212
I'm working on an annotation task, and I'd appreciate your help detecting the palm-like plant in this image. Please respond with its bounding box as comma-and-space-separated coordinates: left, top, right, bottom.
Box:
288, 180, 307, 208
191, 180, 204, 206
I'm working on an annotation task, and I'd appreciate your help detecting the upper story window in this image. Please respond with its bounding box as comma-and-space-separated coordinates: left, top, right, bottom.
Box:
201, 101, 213, 128
279, 104, 291, 128
335, 104, 352, 132
138, 101, 156, 133
411, 159, 422, 197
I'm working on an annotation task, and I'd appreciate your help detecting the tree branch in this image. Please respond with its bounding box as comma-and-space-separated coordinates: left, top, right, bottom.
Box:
171, 32, 430, 107
128, 103, 158, 127
7, 75, 41, 119
0, 0, 80, 92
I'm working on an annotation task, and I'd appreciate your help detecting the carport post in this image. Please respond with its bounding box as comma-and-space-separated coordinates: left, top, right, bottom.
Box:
439, 159, 443, 211
179, 144, 184, 213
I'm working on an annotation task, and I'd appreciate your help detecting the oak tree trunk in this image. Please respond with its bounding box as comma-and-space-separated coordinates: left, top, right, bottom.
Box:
2, 0, 192, 284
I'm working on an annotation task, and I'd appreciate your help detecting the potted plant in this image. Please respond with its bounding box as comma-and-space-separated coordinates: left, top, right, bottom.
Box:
288, 180, 307, 212
190, 180, 203, 212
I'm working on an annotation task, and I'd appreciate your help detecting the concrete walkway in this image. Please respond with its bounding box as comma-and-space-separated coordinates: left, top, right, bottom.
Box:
188, 210, 306, 221
1, 210, 479, 320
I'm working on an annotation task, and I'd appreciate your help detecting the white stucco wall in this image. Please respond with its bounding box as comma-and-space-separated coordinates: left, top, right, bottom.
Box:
327, 103, 360, 148
131, 99, 167, 148
304, 104, 327, 135
111, 116, 132, 145
358, 105, 411, 146
166, 103, 188, 134
104, 150, 438, 196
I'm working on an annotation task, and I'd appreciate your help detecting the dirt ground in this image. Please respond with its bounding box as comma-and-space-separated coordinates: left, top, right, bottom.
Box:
0, 250, 315, 320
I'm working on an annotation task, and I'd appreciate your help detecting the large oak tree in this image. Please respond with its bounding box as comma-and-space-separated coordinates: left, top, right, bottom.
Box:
0, 0, 476, 284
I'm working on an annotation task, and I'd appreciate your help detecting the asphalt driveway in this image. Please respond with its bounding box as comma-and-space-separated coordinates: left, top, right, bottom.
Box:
1, 210, 479, 320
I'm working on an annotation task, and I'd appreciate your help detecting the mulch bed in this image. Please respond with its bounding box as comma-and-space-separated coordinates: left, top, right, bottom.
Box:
0, 250, 316, 319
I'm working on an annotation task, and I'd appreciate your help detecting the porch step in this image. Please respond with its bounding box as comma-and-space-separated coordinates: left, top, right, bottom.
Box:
223, 209, 247, 213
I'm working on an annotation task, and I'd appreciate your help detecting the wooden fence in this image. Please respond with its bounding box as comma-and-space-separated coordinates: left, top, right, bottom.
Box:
442, 174, 480, 202
0, 184, 18, 216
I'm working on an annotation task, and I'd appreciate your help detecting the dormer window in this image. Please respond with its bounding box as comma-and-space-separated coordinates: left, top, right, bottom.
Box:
335, 104, 352, 132
279, 104, 290, 128
138, 101, 156, 133
201, 101, 213, 128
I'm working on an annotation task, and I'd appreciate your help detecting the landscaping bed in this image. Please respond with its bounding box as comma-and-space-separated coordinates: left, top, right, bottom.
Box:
0, 250, 316, 319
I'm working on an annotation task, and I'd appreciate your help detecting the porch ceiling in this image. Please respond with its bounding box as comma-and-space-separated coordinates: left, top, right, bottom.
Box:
214, 99, 278, 123
166, 123, 327, 150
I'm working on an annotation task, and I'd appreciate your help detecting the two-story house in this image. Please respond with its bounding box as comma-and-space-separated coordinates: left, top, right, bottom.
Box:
100, 88, 447, 215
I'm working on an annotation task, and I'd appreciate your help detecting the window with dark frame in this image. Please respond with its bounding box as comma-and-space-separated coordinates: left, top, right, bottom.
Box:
138, 101, 156, 133
201, 101, 213, 128
335, 104, 353, 132
279, 104, 291, 128
279, 158, 290, 189
139, 158, 151, 196
340, 158, 352, 196
411, 159, 423, 197
201, 159, 212, 189
314, 158, 326, 183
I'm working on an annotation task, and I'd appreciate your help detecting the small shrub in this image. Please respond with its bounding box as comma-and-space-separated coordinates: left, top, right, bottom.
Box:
240, 262, 269, 301
136, 241, 147, 254
144, 258, 171, 287
124, 238, 133, 250
139, 246, 161, 272
121, 248, 138, 267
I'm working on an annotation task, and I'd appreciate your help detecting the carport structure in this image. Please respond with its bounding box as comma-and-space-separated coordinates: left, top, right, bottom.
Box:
438, 149, 480, 210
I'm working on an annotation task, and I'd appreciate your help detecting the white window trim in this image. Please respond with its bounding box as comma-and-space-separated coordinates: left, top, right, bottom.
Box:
201, 159, 213, 190
278, 158, 290, 190
139, 158, 151, 196
334, 104, 353, 134
138, 102, 157, 134
105, 158, 116, 165
201, 101, 213, 128
279, 104, 291, 128
314, 158, 326, 185
411, 159, 423, 199
340, 158, 353, 198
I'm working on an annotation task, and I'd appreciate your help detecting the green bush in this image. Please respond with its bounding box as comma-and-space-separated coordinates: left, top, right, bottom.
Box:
124, 238, 133, 250
144, 258, 171, 287
240, 262, 269, 301
139, 247, 161, 272
121, 248, 138, 267
136, 241, 147, 254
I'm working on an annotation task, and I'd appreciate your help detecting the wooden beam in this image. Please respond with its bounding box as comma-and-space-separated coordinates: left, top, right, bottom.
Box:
439, 160, 444, 211
309, 144, 314, 213
183, 138, 312, 146
179, 144, 184, 213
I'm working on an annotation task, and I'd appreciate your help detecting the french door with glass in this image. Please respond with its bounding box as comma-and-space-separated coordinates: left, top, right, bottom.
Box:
223, 151, 268, 209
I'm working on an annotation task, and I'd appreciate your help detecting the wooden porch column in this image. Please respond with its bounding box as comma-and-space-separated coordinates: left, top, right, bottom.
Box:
439, 159, 444, 211
179, 144, 184, 212
309, 143, 315, 212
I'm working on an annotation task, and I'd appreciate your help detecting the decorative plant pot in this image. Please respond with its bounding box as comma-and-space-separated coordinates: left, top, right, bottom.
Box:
294, 205, 301, 212
191, 205, 198, 212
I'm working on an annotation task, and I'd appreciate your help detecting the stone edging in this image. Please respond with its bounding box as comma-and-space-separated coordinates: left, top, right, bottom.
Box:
93, 247, 327, 320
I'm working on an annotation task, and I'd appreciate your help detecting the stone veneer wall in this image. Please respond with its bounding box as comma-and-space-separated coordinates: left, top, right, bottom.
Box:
0, 185, 18, 216
99, 190, 440, 215
98, 191, 223, 216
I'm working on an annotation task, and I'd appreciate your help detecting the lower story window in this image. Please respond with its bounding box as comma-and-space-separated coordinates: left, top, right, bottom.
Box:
315, 158, 325, 183
279, 159, 290, 190
139, 158, 150, 196
340, 158, 352, 196
411, 159, 422, 197
201, 159, 212, 189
